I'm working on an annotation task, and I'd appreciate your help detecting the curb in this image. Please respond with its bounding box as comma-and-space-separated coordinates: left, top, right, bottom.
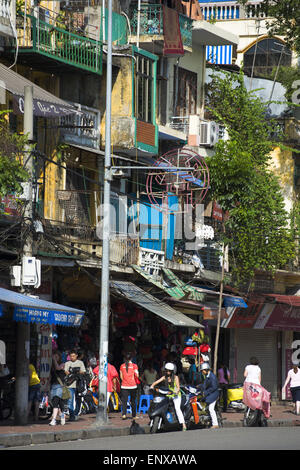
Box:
0, 419, 298, 448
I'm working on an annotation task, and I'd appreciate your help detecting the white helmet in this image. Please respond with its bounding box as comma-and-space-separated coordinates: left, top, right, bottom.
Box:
164, 362, 175, 371
200, 362, 211, 371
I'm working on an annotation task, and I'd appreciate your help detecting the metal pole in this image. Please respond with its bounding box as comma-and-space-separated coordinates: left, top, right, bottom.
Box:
213, 242, 225, 375
14, 85, 33, 425
96, 0, 112, 426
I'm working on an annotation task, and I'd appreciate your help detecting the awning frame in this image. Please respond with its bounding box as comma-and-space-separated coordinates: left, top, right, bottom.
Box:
111, 280, 204, 328
0, 287, 84, 327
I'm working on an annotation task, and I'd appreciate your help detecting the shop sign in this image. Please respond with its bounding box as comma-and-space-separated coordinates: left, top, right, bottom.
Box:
212, 201, 223, 221
264, 304, 300, 331
36, 324, 52, 393
203, 307, 227, 320
226, 296, 264, 328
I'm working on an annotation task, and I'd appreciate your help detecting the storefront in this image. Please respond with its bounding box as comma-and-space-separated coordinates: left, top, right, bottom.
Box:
222, 293, 300, 400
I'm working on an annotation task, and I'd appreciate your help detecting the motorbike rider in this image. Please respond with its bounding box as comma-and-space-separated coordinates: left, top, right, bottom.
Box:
151, 362, 187, 431
199, 363, 220, 429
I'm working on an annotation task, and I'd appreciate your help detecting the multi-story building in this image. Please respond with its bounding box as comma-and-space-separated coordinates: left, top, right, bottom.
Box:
196, 0, 300, 399
0, 0, 241, 411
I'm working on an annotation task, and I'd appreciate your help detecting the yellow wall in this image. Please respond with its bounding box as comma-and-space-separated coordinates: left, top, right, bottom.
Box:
100, 56, 134, 150
269, 146, 295, 216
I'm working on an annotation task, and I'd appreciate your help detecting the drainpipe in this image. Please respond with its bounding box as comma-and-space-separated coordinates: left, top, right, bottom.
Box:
137, 0, 141, 48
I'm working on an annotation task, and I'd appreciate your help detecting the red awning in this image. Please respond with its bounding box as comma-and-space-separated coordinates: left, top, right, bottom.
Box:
264, 294, 300, 307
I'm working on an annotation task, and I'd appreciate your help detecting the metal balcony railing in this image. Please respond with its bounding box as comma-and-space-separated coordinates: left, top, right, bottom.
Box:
129, 4, 193, 48
59, 102, 100, 150
200, 1, 267, 21
169, 116, 189, 134
41, 218, 140, 266
17, 11, 102, 75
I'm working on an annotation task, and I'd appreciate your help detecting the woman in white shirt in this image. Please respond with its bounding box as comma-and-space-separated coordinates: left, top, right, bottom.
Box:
282, 362, 300, 415
244, 357, 261, 385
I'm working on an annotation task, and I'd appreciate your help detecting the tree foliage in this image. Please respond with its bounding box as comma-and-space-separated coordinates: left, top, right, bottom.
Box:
206, 70, 295, 286
260, 0, 300, 56
0, 111, 29, 200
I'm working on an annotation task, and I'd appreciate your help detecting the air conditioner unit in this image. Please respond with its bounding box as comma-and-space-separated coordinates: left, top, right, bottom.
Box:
199, 120, 220, 147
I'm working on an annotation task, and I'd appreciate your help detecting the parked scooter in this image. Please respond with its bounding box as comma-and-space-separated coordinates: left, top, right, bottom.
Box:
148, 387, 192, 433
219, 383, 246, 412
183, 385, 223, 428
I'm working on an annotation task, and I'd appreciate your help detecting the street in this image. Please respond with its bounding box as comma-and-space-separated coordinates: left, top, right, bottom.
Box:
3, 426, 300, 451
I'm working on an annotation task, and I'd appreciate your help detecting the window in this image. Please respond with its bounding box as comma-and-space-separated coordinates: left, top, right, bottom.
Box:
243, 38, 292, 77
173, 66, 197, 117
135, 54, 154, 123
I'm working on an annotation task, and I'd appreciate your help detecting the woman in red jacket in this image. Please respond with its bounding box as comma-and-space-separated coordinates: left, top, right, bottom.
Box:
119, 352, 139, 420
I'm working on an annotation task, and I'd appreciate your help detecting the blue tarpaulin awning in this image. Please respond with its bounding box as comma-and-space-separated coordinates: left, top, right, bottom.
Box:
223, 296, 248, 308
0, 287, 84, 327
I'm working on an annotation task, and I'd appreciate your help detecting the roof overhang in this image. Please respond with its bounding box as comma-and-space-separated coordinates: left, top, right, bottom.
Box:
192, 21, 239, 46
0, 287, 84, 327
0, 63, 76, 117
111, 280, 204, 328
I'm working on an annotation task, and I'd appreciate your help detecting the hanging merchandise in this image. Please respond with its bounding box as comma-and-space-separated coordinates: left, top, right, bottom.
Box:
182, 346, 197, 356
185, 336, 198, 347
192, 329, 205, 344
200, 343, 211, 354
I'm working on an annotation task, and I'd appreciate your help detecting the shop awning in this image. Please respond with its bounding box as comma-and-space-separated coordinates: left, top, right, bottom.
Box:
0, 63, 76, 117
264, 294, 300, 307
110, 280, 204, 328
0, 287, 84, 327
132, 265, 205, 301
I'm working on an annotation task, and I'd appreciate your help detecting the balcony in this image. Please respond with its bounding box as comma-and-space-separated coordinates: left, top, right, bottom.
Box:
15, 10, 102, 75
59, 102, 100, 150
41, 218, 140, 267
129, 4, 193, 52
0, 0, 15, 37
200, 1, 267, 21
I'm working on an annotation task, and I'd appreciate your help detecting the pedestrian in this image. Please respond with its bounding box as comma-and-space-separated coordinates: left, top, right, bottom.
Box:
244, 356, 261, 385
217, 363, 231, 412
120, 352, 139, 420
64, 350, 86, 421
151, 362, 187, 431
28, 359, 41, 422
141, 361, 158, 394
199, 363, 220, 429
49, 351, 68, 426
188, 357, 197, 385
282, 361, 300, 415
93, 354, 120, 409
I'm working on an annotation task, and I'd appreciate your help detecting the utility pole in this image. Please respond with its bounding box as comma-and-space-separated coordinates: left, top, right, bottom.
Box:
96, 0, 112, 426
14, 85, 33, 425
213, 242, 225, 375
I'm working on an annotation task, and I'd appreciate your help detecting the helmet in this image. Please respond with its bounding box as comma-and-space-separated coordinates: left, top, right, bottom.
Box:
200, 362, 211, 371
164, 362, 175, 371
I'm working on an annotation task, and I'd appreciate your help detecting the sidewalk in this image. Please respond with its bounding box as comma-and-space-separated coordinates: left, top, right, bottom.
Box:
0, 403, 300, 448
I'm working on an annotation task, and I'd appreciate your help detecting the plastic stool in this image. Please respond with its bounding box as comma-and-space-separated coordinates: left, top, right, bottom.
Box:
121, 396, 137, 415
138, 394, 153, 414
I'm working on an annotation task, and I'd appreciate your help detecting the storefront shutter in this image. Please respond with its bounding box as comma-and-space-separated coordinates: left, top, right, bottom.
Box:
236, 329, 278, 398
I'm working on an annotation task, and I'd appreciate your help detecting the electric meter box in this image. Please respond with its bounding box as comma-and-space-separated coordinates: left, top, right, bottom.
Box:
10, 265, 22, 287
22, 256, 41, 287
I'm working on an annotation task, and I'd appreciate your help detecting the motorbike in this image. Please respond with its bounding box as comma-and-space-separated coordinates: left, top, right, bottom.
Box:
183, 385, 223, 428
242, 382, 270, 427
148, 387, 193, 433
219, 383, 246, 412
243, 407, 268, 427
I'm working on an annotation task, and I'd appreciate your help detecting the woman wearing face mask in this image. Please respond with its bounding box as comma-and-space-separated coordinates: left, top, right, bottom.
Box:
151, 362, 187, 431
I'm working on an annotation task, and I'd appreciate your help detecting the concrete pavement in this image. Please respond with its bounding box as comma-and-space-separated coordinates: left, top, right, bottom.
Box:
0, 402, 300, 448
